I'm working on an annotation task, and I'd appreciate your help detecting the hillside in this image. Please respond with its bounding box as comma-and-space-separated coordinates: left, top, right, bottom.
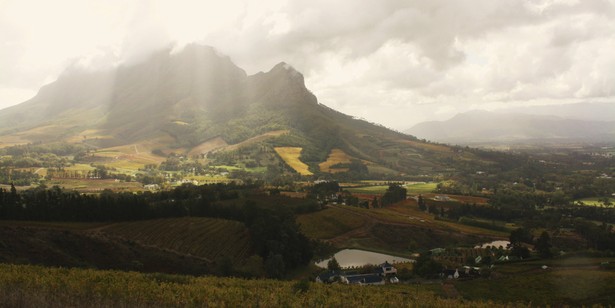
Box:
0, 224, 211, 275
406, 110, 615, 145
0, 44, 507, 177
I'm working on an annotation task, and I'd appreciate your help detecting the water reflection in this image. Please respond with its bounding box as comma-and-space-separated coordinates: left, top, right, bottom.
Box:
316, 249, 414, 268
474, 240, 510, 249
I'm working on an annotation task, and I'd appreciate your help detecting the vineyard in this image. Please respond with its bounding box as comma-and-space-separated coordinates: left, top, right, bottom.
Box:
297, 206, 368, 239
0, 263, 509, 307
99, 217, 252, 262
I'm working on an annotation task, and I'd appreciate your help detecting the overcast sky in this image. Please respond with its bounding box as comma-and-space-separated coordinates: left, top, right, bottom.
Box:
1, 0, 614, 129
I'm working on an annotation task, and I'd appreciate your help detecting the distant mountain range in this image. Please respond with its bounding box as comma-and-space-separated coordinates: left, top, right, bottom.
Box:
406, 109, 615, 145
0, 44, 508, 176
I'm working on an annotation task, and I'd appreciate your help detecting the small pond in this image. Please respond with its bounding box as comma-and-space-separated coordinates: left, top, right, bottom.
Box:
316, 249, 414, 268
474, 240, 510, 249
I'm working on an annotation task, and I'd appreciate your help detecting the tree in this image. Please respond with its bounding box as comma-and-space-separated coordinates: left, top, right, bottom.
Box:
418, 195, 426, 211
264, 254, 286, 279
535, 231, 553, 258
509, 228, 533, 246
413, 254, 443, 278
510, 245, 530, 259
381, 183, 407, 206
372, 196, 379, 209
327, 257, 341, 271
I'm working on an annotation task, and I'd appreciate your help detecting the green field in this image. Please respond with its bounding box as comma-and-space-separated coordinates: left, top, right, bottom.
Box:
576, 197, 614, 207
345, 185, 389, 194
0, 264, 501, 307
346, 182, 437, 195
406, 182, 438, 194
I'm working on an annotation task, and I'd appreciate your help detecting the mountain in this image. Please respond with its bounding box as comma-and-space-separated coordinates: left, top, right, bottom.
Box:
406, 110, 615, 145
0, 44, 505, 177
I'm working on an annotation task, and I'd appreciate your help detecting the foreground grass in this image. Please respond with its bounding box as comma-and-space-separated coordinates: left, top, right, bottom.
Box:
456, 263, 615, 306
0, 264, 514, 307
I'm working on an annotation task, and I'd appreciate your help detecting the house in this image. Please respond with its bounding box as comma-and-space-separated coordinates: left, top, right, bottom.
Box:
376, 261, 397, 276
340, 274, 385, 286
434, 195, 451, 201
442, 269, 459, 279
144, 184, 160, 191
430, 248, 446, 256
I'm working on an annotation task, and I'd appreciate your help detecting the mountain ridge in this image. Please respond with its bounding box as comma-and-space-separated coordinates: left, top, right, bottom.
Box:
0, 44, 504, 177
406, 109, 615, 145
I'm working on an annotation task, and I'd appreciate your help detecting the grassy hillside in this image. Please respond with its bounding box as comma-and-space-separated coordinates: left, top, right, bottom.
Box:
0, 263, 505, 307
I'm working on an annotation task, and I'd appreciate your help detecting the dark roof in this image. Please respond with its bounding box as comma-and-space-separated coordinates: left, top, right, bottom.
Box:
345, 274, 383, 284
442, 269, 457, 275
380, 261, 393, 267
317, 271, 340, 282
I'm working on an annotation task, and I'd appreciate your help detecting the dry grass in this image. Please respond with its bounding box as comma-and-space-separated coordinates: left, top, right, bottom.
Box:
187, 136, 229, 156
65, 129, 114, 143
274, 147, 313, 176
224, 130, 289, 152
399, 139, 452, 153
45, 178, 143, 193
319, 148, 353, 173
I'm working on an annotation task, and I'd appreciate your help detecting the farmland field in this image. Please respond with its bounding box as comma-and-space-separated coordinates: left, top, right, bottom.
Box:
318, 148, 352, 173
345, 182, 437, 195
576, 197, 614, 207
100, 217, 252, 262
274, 147, 313, 175
345, 185, 389, 194
44, 178, 144, 193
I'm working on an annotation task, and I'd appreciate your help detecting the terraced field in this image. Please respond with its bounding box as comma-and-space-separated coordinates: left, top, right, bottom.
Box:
274, 147, 313, 175
99, 217, 252, 262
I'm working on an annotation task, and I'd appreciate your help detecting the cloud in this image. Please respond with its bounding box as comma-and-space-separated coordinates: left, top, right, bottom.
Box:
0, 0, 614, 128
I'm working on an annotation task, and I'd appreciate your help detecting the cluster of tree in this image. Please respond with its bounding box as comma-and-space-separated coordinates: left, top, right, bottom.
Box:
381, 183, 407, 206
0, 153, 69, 169
0, 183, 314, 277
0, 143, 90, 157
0, 170, 39, 186
445, 203, 528, 222
306, 181, 340, 200
574, 221, 615, 251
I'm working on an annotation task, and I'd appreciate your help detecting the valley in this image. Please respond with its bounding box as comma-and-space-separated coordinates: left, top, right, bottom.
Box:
0, 45, 614, 306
